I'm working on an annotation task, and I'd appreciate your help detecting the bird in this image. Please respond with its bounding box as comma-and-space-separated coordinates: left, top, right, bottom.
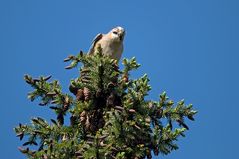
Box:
88, 26, 125, 61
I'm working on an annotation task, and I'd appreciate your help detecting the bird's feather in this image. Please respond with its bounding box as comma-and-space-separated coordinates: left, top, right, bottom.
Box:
88, 33, 103, 55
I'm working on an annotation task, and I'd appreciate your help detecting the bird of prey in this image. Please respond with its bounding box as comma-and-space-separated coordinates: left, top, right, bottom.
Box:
88, 26, 125, 61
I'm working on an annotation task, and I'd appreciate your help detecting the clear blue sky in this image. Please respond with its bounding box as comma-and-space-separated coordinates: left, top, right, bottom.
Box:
1, 0, 239, 158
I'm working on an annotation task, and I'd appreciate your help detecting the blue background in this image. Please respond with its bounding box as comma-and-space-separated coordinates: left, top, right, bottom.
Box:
1, 0, 239, 158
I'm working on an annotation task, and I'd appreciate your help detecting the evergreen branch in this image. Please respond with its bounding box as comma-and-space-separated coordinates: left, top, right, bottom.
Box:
16, 51, 197, 159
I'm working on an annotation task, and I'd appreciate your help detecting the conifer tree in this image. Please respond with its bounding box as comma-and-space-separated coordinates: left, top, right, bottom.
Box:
15, 47, 197, 159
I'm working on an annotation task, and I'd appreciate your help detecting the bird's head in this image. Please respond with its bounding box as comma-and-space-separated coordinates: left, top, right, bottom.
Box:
109, 26, 125, 42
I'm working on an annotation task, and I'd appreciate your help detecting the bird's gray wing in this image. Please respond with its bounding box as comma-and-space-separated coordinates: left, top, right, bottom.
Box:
88, 33, 103, 55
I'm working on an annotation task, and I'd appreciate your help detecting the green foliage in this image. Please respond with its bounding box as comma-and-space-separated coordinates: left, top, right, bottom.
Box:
15, 49, 197, 159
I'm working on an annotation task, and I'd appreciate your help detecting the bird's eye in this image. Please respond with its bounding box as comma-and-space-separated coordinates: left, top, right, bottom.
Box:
113, 31, 118, 34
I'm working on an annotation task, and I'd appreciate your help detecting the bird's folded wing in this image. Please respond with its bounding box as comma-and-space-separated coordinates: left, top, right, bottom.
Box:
88, 33, 103, 55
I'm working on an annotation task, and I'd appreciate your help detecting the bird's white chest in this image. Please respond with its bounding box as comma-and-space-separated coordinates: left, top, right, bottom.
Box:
99, 38, 123, 61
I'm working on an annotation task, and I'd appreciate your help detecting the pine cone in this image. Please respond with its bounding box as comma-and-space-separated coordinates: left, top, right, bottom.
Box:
76, 89, 84, 101
80, 111, 86, 123
75, 150, 84, 159
83, 87, 91, 101
80, 68, 90, 75
85, 115, 90, 130
69, 84, 78, 95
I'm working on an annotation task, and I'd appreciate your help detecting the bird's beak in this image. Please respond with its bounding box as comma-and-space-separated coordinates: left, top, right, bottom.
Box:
119, 35, 123, 41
